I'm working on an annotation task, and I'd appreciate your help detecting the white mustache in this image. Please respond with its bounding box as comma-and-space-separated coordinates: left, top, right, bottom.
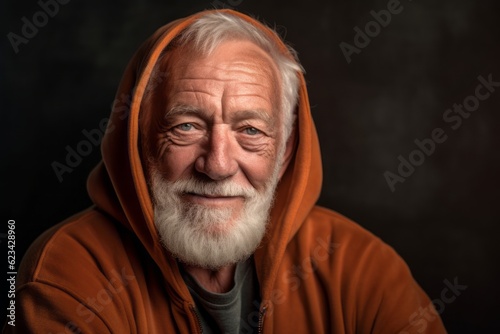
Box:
168, 178, 258, 199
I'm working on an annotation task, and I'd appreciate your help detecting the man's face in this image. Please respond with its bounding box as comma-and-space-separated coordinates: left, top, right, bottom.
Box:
146, 40, 288, 268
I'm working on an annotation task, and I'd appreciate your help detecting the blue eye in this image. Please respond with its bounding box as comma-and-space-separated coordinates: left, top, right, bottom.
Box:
177, 123, 193, 131
244, 127, 260, 135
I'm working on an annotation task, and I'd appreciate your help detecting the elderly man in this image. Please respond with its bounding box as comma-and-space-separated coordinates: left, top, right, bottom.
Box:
8, 9, 446, 334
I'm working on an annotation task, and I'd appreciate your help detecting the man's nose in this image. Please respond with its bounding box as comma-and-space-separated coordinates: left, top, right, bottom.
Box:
194, 125, 238, 180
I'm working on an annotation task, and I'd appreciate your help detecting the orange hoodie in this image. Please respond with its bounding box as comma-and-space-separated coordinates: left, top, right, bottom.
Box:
5, 9, 447, 334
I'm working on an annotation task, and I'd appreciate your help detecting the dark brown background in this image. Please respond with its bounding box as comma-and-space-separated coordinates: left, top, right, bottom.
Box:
3, 0, 499, 332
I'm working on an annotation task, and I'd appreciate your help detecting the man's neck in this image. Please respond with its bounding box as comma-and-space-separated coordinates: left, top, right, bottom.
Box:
182, 263, 237, 293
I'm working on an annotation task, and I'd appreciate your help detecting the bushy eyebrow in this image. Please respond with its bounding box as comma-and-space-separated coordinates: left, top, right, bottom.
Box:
165, 104, 275, 127
165, 104, 202, 118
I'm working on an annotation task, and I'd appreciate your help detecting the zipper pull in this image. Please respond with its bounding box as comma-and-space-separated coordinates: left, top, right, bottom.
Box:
257, 305, 267, 334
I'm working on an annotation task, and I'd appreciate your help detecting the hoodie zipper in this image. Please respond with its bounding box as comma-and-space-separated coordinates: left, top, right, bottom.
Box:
257, 305, 267, 334
190, 305, 203, 334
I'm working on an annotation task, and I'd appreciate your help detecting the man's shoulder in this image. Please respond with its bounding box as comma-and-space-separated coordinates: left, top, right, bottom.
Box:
282, 212, 444, 333
296, 205, 405, 270
17, 208, 129, 286
303, 205, 383, 244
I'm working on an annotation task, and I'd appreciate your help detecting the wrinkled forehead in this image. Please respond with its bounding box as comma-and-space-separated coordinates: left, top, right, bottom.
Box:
163, 40, 281, 101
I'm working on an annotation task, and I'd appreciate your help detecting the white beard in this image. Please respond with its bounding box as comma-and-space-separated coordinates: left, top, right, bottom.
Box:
150, 158, 282, 269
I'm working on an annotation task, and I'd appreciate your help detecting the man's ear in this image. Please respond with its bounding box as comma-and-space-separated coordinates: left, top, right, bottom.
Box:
278, 123, 297, 179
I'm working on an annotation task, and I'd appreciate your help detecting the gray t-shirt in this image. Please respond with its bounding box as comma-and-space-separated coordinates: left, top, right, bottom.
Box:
181, 257, 261, 334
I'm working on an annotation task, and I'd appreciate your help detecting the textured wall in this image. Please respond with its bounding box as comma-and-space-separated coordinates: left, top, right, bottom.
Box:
3, 0, 499, 331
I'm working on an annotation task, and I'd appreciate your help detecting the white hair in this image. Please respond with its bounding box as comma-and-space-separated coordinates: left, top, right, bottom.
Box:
164, 11, 303, 141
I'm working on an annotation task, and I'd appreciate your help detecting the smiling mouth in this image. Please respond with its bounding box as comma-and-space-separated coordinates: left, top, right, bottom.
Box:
182, 192, 244, 205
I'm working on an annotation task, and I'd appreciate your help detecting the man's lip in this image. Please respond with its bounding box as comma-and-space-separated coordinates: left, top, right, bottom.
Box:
181, 193, 246, 206
184, 192, 238, 199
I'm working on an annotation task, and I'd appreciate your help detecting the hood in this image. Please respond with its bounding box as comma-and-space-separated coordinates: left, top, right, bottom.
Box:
87, 9, 322, 303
